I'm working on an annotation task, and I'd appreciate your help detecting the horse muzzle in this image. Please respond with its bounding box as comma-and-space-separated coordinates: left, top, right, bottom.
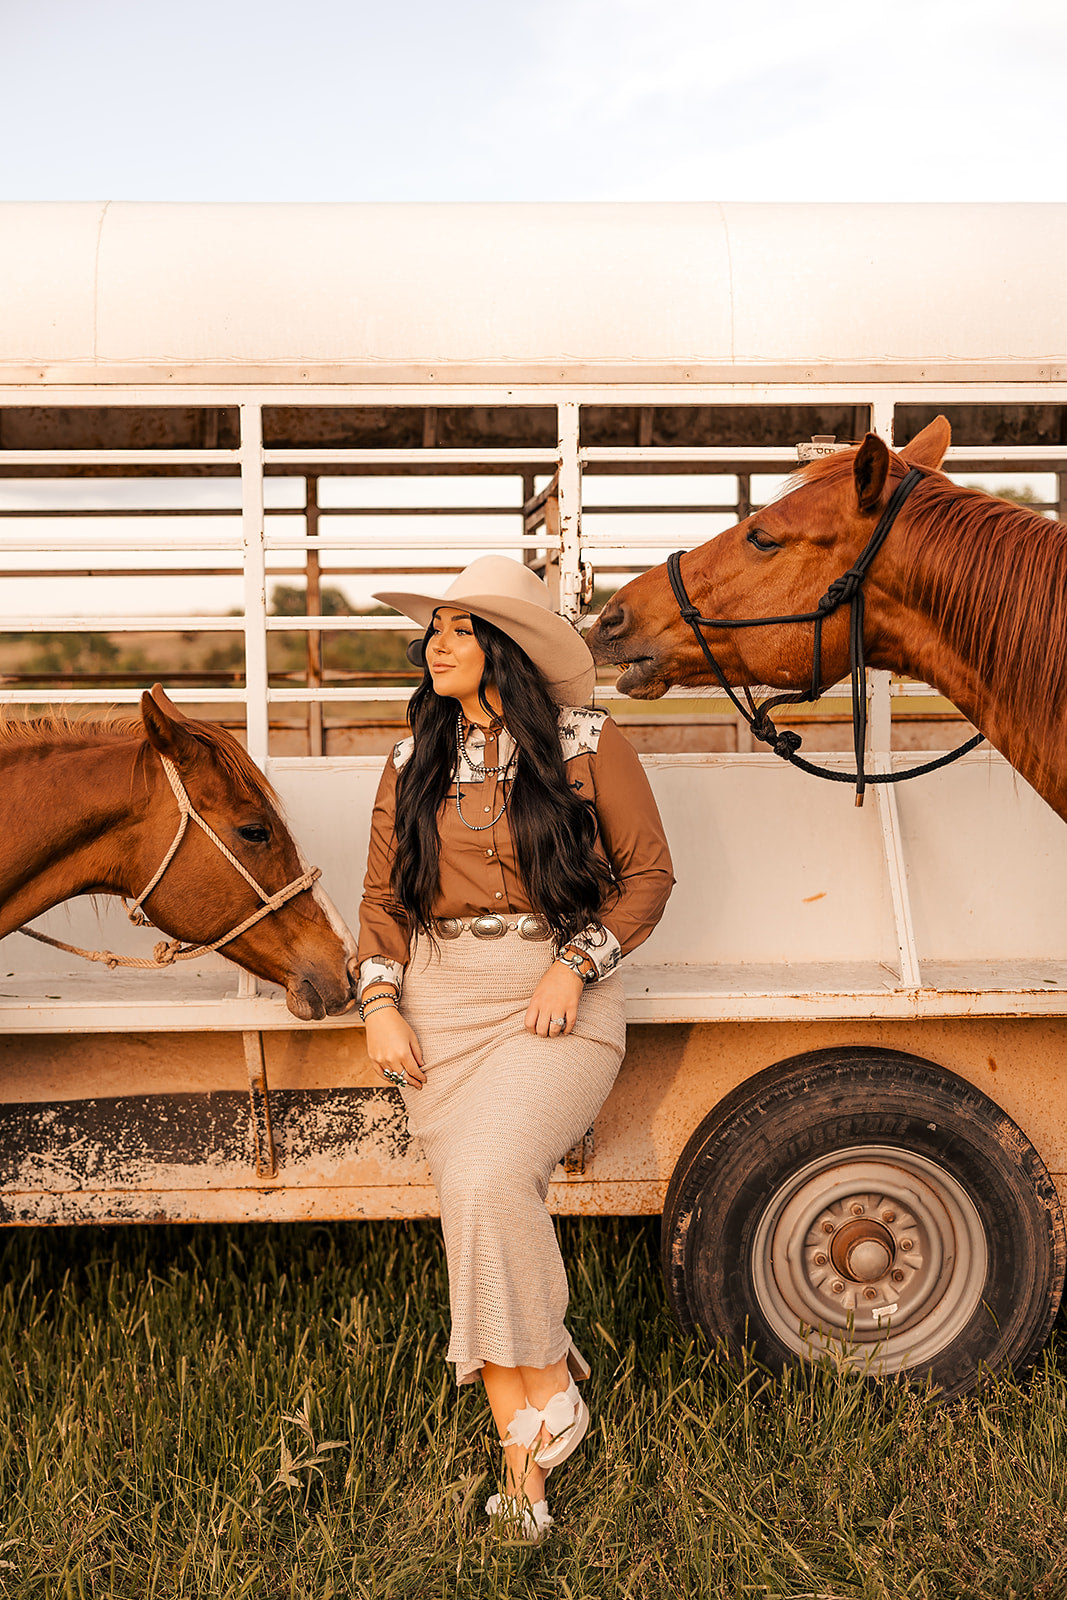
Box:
587, 605, 668, 698
286, 970, 358, 1021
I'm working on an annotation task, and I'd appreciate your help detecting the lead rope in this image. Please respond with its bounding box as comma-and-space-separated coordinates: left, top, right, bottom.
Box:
666, 467, 983, 802
16, 752, 321, 970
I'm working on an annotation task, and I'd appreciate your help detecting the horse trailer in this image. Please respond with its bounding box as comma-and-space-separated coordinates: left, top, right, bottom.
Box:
2, 200, 1067, 1395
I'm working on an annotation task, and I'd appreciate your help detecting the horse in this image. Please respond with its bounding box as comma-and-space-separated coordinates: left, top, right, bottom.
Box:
587, 416, 1067, 823
0, 684, 358, 1019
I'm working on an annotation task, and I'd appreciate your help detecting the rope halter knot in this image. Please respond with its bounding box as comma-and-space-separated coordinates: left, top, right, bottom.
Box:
817, 569, 863, 613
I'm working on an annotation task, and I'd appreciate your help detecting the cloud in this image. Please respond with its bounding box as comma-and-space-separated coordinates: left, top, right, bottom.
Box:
0, 0, 1064, 200
472, 0, 1067, 200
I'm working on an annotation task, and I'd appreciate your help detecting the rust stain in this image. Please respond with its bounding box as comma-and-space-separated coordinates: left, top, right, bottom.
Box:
988, 1054, 998, 1073
0, 1086, 415, 1219
802, 892, 827, 904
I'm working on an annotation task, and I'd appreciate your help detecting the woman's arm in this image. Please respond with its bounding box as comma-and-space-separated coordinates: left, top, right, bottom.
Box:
357, 751, 427, 1088
524, 717, 673, 1034
580, 716, 675, 969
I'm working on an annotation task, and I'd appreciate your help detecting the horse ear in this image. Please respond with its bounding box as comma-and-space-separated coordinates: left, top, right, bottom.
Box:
900, 415, 951, 469
140, 684, 201, 768
148, 682, 188, 721
853, 434, 890, 513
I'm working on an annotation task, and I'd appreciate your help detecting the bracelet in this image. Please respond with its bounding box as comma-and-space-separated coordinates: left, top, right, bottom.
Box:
359, 996, 399, 1022
557, 947, 597, 985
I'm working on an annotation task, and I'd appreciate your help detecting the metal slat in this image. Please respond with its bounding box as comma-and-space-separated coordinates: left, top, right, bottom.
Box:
0, 450, 238, 465
0, 688, 246, 704
264, 448, 557, 467
0, 616, 245, 632
581, 447, 801, 467
263, 533, 542, 551
0, 536, 241, 550
264, 616, 412, 632
241, 404, 269, 768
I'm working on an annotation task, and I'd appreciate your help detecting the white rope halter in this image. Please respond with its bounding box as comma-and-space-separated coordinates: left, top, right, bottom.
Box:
17, 752, 321, 971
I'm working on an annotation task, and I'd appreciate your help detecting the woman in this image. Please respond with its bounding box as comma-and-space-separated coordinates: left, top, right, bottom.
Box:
357, 555, 673, 1539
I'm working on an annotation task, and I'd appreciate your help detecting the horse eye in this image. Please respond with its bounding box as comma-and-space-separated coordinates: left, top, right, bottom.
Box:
747, 528, 780, 552
237, 824, 271, 844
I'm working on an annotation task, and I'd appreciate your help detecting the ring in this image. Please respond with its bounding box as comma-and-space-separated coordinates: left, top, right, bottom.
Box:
382, 1067, 408, 1087
551, 1016, 567, 1029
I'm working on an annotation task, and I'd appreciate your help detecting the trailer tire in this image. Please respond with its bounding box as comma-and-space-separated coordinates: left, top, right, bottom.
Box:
661, 1046, 1066, 1398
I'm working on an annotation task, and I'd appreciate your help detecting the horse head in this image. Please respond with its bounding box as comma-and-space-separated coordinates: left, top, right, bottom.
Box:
587, 417, 953, 698
137, 686, 357, 1020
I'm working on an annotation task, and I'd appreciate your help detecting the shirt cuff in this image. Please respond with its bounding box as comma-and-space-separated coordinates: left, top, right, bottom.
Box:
358, 957, 406, 1002
565, 924, 622, 980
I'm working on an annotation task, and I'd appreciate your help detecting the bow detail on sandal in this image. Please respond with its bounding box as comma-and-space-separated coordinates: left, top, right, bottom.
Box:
503, 1379, 589, 1471
485, 1492, 553, 1542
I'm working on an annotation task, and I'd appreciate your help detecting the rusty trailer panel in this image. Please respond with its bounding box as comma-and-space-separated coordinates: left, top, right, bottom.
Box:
1, 1015, 1065, 1224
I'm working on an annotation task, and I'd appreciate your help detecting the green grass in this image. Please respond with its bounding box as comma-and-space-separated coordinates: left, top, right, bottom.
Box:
0, 1218, 1064, 1598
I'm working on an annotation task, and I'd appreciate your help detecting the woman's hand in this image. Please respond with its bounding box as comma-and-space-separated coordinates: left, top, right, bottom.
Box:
524, 962, 585, 1038
364, 1004, 427, 1090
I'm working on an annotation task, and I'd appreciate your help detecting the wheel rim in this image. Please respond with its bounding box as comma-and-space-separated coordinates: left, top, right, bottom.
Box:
750, 1144, 989, 1376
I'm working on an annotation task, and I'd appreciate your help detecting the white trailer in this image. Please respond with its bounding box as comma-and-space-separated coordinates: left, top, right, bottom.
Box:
1, 202, 1066, 1394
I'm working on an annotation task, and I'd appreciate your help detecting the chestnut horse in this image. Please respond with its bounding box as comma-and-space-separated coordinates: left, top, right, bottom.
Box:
588, 416, 1067, 823
0, 685, 357, 1019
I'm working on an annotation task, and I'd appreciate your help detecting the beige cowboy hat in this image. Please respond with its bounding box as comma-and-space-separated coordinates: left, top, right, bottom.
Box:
374, 555, 595, 705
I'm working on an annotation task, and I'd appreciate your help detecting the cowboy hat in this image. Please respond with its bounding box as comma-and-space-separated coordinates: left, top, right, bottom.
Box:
374, 556, 595, 705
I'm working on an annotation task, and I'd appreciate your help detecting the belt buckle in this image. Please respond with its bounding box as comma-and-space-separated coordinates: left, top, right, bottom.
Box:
437, 917, 463, 939
517, 914, 550, 941
470, 914, 507, 939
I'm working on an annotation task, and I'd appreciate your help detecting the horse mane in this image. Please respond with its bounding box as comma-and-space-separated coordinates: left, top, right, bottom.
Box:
0, 710, 278, 806
794, 449, 1067, 774
898, 473, 1067, 751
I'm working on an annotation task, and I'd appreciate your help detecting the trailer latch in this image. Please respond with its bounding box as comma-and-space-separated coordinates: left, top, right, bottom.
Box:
562, 1124, 595, 1176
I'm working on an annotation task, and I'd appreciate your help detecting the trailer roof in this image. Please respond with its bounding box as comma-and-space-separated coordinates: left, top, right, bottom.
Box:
2, 201, 1066, 386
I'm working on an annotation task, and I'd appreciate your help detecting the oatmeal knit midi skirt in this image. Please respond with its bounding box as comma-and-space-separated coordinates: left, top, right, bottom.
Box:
399, 930, 626, 1385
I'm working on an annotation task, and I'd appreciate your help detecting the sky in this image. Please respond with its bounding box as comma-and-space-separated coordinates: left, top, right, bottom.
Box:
2, 0, 1065, 204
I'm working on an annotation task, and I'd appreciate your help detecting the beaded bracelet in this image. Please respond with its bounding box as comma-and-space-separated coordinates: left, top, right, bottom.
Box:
358, 995, 399, 1023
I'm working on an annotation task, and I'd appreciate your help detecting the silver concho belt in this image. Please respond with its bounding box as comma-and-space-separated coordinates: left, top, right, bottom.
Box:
434, 913, 551, 941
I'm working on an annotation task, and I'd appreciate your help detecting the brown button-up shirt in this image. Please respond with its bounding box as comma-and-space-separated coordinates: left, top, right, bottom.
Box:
357, 707, 673, 987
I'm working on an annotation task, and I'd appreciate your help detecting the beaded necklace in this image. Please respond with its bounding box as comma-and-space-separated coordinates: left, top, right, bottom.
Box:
454, 712, 515, 832
455, 711, 510, 777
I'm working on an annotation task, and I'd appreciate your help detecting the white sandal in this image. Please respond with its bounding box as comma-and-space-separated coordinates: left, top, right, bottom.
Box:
503, 1379, 589, 1473
484, 1492, 553, 1542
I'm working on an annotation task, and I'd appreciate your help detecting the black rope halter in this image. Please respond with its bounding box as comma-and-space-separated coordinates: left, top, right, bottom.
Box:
666, 466, 983, 803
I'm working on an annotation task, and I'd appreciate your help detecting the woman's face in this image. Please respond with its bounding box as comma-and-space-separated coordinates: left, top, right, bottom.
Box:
427, 608, 491, 717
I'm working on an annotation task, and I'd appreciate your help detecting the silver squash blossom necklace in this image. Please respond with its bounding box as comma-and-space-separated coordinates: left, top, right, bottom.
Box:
454, 711, 515, 831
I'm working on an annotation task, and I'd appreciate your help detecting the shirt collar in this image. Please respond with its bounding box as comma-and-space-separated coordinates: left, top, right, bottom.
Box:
462, 713, 505, 737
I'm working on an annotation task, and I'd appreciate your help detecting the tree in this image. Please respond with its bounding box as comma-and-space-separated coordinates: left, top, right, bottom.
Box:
269, 584, 355, 617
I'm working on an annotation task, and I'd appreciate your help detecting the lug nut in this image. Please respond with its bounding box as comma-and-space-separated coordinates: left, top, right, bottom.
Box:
882, 1210, 896, 1224
830, 1281, 844, 1294
813, 1253, 828, 1267
850, 1203, 865, 1216
822, 1221, 835, 1235
900, 1239, 914, 1252
863, 1287, 878, 1301
892, 1269, 905, 1283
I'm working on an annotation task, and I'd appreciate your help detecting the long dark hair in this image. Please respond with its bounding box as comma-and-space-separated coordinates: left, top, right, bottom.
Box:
391, 614, 614, 944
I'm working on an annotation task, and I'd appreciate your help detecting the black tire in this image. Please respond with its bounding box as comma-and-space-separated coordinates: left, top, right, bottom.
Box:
661, 1046, 1066, 1398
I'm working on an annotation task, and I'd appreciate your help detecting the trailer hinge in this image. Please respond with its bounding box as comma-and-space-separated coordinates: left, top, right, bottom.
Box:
796, 434, 853, 464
